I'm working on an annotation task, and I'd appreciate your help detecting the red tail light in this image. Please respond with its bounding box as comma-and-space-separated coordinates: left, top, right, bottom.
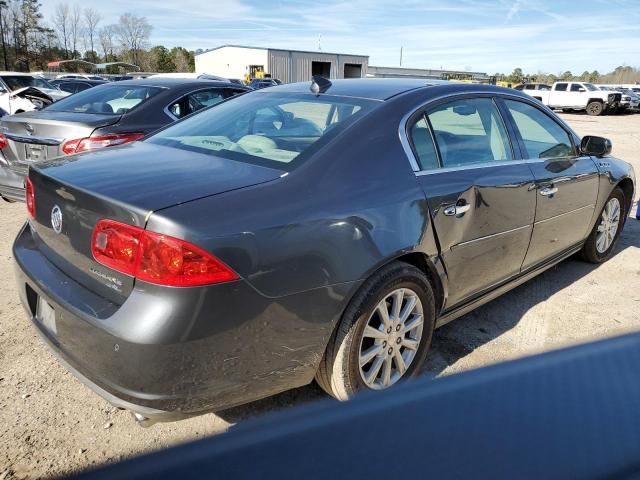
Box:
61, 133, 144, 155
25, 177, 35, 219
91, 219, 239, 287
0, 133, 8, 149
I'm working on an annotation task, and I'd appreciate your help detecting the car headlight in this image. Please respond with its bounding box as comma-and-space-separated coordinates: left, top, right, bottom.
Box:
623, 96, 631, 101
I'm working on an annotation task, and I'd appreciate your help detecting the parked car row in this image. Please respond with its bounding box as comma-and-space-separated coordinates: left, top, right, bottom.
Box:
4, 76, 634, 425
0, 77, 249, 202
515, 81, 640, 115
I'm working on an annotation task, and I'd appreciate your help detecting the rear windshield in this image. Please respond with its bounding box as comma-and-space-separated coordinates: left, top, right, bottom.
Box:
1, 75, 54, 91
147, 92, 377, 171
45, 84, 163, 115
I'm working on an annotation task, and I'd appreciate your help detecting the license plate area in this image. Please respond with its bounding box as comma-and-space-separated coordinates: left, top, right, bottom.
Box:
25, 143, 47, 162
36, 296, 57, 335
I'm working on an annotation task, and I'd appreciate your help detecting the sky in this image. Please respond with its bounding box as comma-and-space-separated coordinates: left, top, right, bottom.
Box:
41, 0, 640, 74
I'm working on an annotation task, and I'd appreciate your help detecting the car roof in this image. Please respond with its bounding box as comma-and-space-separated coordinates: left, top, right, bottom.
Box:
259, 78, 520, 101
97, 78, 244, 89
0, 71, 37, 76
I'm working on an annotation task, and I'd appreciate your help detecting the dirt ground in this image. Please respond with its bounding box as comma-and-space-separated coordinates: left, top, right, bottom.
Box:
1, 113, 639, 479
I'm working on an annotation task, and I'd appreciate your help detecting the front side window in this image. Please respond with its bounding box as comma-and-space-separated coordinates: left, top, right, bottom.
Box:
570, 84, 584, 92
426, 98, 512, 168
45, 85, 162, 115
148, 92, 376, 171
504, 100, 574, 159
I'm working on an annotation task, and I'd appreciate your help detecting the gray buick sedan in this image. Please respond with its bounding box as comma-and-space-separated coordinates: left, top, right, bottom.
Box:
13, 78, 634, 424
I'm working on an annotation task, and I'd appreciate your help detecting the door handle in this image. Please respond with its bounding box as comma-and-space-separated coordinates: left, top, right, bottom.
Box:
539, 186, 558, 197
443, 203, 471, 216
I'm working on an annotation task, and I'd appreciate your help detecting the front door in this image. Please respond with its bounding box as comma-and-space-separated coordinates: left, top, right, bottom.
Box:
498, 98, 600, 269
408, 96, 537, 308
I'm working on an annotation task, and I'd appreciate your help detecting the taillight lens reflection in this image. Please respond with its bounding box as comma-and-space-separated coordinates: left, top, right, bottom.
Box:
25, 177, 35, 219
62, 133, 144, 155
91, 219, 239, 287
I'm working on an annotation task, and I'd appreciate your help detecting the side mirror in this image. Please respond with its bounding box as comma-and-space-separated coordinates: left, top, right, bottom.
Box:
578, 87, 586, 92
580, 135, 612, 157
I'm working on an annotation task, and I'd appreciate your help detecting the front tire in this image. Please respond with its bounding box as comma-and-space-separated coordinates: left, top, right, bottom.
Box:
316, 261, 436, 400
586, 101, 603, 116
581, 187, 625, 263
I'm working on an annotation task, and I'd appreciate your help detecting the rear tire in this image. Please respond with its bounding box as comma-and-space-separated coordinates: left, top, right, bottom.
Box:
581, 187, 625, 263
316, 261, 436, 401
586, 101, 603, 116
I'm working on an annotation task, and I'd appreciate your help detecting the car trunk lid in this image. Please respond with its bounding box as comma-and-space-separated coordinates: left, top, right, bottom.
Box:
28, 142, 284, 303
1, 111, 121, 170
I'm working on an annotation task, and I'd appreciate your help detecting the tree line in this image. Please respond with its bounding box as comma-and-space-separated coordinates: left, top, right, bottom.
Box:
0, 0, 194, 73
495, 66, 640, 85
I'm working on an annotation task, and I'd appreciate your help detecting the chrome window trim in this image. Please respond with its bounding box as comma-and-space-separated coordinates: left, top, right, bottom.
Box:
398, 90, 580, 174
414, 158, 546, 176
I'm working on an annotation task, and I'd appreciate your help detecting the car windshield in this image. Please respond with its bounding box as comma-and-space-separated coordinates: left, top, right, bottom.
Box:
45, 84, 163, 115
583, 83, 599, 91
147, 92, 377, 171
1, 75, 54, 91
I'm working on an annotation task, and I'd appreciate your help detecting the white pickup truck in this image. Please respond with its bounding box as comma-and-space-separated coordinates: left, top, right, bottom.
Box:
522, 81, 622, 116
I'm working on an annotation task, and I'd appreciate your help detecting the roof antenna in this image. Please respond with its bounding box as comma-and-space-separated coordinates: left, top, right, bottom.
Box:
310, 75, 332, 95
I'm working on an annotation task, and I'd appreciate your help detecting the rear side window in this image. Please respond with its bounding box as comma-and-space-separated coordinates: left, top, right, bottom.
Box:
555, 83, 568, 91
504, 100, 574, 159
409, 117, 439, 170
426, 98, 513, 168
168, 88, 227, 119
147, 92, 376, 171
46, 85, 163, 115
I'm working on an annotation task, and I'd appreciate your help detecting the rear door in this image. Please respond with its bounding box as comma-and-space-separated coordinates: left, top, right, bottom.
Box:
407, 96, 536, 308
498, 97, 599, 269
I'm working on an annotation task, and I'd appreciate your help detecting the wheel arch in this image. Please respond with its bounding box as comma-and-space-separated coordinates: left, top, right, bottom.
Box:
616, 177, 635, 218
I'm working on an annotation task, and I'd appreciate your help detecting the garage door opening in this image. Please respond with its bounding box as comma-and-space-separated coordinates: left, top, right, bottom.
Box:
312, 61, 331, 79
344, 63, 362, 78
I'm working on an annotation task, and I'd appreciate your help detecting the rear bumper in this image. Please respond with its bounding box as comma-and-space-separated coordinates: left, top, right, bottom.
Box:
0, 165, 25, 202
13, 222, 354, 420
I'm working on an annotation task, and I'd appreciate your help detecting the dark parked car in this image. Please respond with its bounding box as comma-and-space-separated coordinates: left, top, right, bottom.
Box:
49, 78, 108, 94
249, 78, 282, 89
514, 83, 552, 91
0, 78, 249, 202
13, 79, 634, 425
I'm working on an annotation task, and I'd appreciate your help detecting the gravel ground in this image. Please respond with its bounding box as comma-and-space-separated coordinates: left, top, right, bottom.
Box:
1, 113, 639, 479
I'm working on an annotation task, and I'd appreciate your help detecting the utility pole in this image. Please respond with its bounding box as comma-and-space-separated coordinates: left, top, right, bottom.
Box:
318, 34, 322, 52
400, 46, 403, 67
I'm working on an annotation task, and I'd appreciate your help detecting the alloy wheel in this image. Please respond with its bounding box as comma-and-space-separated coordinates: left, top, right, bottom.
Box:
358, 288, 424, 389
596, 197, 621, 253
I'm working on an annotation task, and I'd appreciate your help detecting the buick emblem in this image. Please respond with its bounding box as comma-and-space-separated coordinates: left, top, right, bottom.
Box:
51, 205, 62, 234
24, 123, 34, 134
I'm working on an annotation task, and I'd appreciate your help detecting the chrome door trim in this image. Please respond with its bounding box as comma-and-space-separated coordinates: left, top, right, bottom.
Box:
534, 204, 595, 225
452, 224, 532, 248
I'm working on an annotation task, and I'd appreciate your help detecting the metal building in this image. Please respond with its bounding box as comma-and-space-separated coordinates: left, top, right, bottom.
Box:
367, 65, 490, 82
195, 45, 369, 83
